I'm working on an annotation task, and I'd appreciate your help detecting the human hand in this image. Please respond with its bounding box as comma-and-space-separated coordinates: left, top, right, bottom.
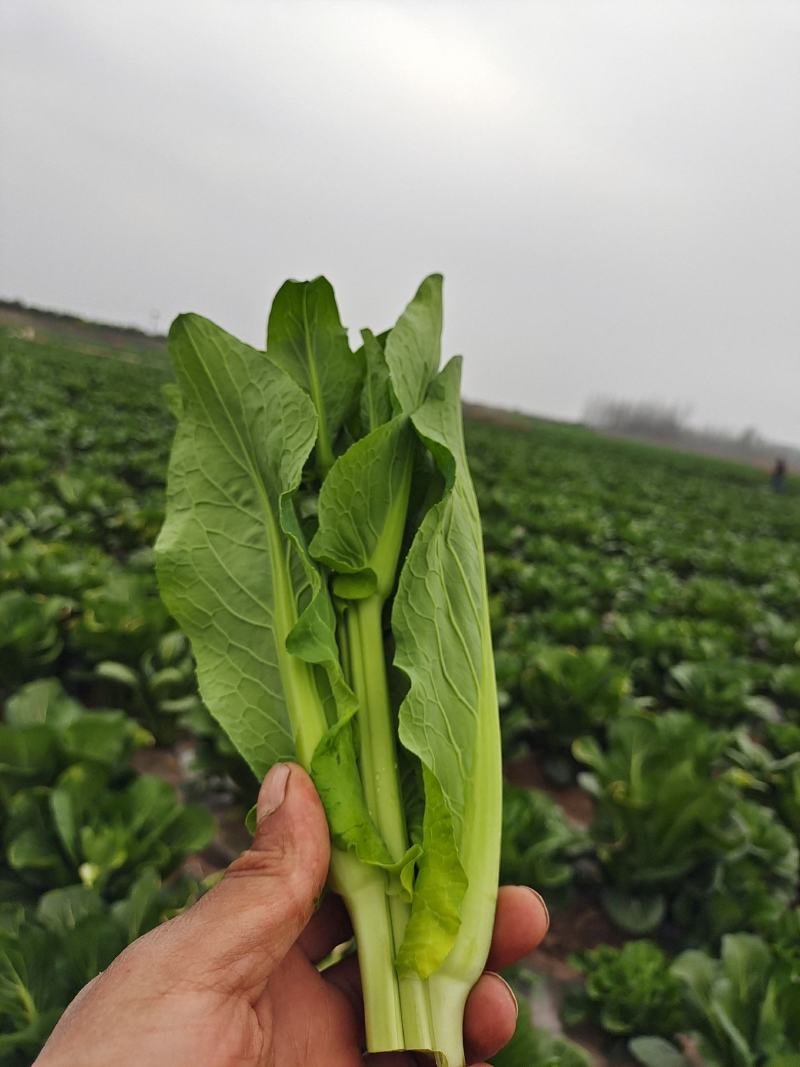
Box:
35, 763, 549, 1067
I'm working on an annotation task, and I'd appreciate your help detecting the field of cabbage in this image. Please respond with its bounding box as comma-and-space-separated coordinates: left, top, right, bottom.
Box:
2, 314, 800, 1066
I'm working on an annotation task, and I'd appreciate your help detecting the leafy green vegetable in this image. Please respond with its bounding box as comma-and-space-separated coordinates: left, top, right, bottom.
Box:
156, 276, 501, 1065
573, 712, 731, 933
0, 681, 211, 900
0, 591, 67, 685
666, 659, 775, 723
67, 573, 170, 665
505, 643, 634, 750
672, 798, 799, 943
563, 940, 686, 1037
499, 782, 585, 898
670, 934, 800, 1065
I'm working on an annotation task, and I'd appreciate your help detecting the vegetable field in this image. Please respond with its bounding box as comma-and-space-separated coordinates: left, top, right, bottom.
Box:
2, 310, 800, 1066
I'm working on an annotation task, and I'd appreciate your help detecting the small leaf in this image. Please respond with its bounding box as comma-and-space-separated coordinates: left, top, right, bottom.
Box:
629, 1037, 690, 1067
602, 888, 665, 934
36, 886, 104, 932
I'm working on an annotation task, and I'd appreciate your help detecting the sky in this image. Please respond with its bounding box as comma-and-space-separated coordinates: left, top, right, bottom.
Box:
1, 0, 799, 445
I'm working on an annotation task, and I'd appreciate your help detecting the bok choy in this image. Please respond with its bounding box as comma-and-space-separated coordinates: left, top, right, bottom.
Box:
154, 275, 501, 1066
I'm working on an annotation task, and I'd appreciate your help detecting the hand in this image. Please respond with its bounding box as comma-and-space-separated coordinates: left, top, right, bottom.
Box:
35, 764, 549, 1067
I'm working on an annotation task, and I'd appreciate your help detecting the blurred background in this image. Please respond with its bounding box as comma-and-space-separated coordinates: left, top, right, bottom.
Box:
1, 4, 799, 1066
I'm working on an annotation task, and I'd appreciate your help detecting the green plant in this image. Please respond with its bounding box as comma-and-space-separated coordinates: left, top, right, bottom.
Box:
666, 660, 774, 724
0, 678, 148, 794
155, 276, 501, 1065
67, 573, 170, 665
726, 726, 800, 833
673, 799, 799, 943
573, 712, 732, 934
771, 664, 800, 712
4, 769, 214, 899
0, 592, 68, 687
90, 629, 205, 741
563, 940, 686, 1038
630, 934, 800, 1067
0, 679, 213, 901
517, 644, 633, 747
500, 782, 585, 898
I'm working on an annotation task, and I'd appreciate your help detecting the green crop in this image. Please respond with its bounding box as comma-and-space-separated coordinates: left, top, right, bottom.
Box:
154, 276, 502, 1066
563, 940, 686, 1038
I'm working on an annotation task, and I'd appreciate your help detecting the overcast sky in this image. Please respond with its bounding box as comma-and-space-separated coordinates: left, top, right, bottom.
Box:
1, 1, 798, 444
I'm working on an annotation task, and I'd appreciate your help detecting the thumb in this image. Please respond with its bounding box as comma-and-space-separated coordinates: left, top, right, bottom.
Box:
157, 762, 331, 997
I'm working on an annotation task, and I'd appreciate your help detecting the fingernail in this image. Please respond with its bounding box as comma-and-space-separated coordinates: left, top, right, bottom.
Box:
487, 972, 518, 1020
526, 886, 550, 933
258, 763, 291, 821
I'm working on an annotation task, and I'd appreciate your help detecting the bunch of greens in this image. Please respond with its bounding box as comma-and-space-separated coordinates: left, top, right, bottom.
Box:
573, 712, 731, 934
516, 644, 633, 747
630, 934, 800, 1067
0, 679, 213, 902
155, 276, 502, 1066
574, 712, 798, 941
499, 782, 586, 899
562, 940, 686, 1038
665, 659, 774, 724
0, 591, 67, 687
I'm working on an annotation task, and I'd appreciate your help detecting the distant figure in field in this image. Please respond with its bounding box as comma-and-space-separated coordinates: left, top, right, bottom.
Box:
771, 458, 787, 492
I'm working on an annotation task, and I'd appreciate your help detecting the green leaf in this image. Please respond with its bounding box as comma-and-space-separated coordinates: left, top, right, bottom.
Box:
36, 886, 104, 932
310, 418, 415, 600
5, 678, 82, 729
61, 711, 140, 767
670, 948, 719, 1016
50, 786, 79, 862
161, 804, 215, 855
384, 275, 443, 415
266, 277, 361, 474
111, 866, 161, 940
155, 313, 325, 775
7, 826, 63, 876
602, 888, 666, 935
93, 660, 141, 690
0, 725, 59, 787
358, 328, 393, 433
311, 714, 394, 866
393, 358, 502, 978
629, 1037, 691, 1067
395, 767, 467, 976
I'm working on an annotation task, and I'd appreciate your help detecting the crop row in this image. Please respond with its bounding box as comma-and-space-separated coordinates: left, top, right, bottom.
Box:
1, 328, 799, 1064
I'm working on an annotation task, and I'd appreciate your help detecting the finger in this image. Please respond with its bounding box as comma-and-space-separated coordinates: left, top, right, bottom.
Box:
485, 886, 549, 972
298, 892, 353, 963
323, 952, 363, 1021
149, 763, 330, 998
464, 972, 519, 1063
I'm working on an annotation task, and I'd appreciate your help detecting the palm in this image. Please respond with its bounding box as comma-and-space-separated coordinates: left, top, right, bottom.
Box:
254, 946, 363, 1067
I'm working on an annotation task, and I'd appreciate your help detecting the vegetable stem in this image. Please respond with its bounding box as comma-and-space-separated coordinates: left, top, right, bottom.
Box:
345, 594, 436, 1055
329, 848, 404, 1051
347, 596, 407, 859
